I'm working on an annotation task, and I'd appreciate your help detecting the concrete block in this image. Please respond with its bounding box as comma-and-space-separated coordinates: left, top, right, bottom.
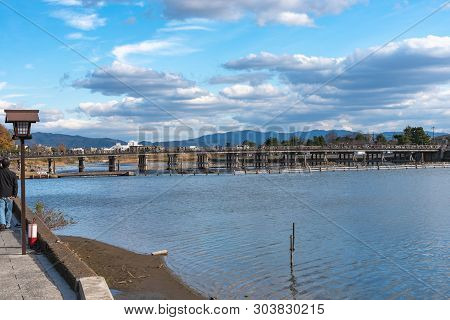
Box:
77, 276, 113, 300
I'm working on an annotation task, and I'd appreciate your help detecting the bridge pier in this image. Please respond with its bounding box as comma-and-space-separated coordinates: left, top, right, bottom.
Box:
225, 153, 239, 171
280, 152, 296, 167
167, 154, 179, 172
393, 152, 412, 164
338, 152, 353, 166
108, 155, 117, 172
197, 153, 209, 172
138, 154, 147, 173
78, 157, 85, 173
338, 152, 344, 165
393, 152, 398, 163
288, 152, 297, 167
254, 152, 267, 170
280, 153, 287, 167
367, 152, 383, 165
343, 152, 355, 166
311, 152, 326, 166
241, 153, 248, 171
47, 158, 56, 174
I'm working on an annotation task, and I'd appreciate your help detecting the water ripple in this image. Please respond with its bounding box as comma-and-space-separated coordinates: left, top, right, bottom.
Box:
28, 169, 450, 299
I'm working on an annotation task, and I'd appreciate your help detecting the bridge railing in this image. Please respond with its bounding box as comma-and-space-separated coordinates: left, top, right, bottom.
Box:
7, 143, 444, 159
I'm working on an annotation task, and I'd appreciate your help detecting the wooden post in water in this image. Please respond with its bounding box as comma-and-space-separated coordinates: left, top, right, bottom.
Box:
292, 222, 295, 249
290, 222, 295, 269
290, 235, 294, 269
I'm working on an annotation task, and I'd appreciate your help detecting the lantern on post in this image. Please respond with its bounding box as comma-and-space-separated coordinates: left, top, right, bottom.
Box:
5, 109, 40, 255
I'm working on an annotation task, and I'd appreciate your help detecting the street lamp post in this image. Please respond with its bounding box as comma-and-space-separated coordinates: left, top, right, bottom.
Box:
5, 110, 39, 255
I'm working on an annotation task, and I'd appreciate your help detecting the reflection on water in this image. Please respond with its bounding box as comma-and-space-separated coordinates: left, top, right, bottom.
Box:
26, 169, 450, 299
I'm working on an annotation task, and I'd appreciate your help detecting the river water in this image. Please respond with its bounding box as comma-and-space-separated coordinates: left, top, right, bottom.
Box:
26, 168, 449, 299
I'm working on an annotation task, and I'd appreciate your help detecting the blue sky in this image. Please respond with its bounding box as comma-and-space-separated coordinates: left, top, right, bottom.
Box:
0, 0, 449, 141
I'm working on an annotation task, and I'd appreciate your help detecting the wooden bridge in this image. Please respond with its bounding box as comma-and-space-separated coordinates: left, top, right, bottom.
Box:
6, 144, 448, 175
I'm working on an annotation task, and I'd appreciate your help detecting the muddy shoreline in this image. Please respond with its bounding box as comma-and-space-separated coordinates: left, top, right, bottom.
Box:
61, 236, 204, 300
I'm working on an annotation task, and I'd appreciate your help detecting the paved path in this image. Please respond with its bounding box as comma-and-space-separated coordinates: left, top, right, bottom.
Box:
0, 225, 71, 300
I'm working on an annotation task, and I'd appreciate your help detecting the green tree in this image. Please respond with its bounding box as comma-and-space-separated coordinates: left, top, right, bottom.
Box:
410, 127, 431, 144
264, 137, 279, 146
315, 136, 326, 146
394, 126, 430, 145
282, 136, 303, 146
375, 134, 387, 144
393, 133, 410, 145
354, 133, 369, 142
335, 135, 353, 144
306, 136, 326, 146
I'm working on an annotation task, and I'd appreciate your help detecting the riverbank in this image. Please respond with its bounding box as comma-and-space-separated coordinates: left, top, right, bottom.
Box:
61, 236, 204, 300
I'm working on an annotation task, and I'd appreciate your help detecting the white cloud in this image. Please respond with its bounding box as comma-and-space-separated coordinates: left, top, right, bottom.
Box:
0, 82, 6, 90
162, 0, 362, 26
66, 32, 83, 39
73, 61, 226, 121
225, 51, 343, 71
1, 94, 27, 99
45, 0, 83, 5
24, 64, 34, 69
40, 109, 65, 122
52, 9, 106, 30
159, 25, 213, 32
79, 97, 143, 116
258, 12, 315, 27
157, 19, 214, 32
224, 35, 450, 112
0, 100, 16, 109
112, 39, 182, 61
65, 32, 97, 40
41, 118, 101, 130
221, 83, 284, 99
45, 0, 146, 7
73, 61, 196, 97
70, 35, 450, 135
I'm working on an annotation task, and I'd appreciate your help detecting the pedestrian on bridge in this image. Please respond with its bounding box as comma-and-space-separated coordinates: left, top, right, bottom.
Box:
0, 158, 18, 231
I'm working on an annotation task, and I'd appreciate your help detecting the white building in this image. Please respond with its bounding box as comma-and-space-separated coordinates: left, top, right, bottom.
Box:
103, 140, 143, 152
70, 147, 85, 154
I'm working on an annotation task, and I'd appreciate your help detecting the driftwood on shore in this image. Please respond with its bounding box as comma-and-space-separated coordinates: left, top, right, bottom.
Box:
151, 250, 169, 256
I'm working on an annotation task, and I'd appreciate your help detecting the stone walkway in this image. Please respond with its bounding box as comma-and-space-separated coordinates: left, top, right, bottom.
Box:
0, 225, 71, 300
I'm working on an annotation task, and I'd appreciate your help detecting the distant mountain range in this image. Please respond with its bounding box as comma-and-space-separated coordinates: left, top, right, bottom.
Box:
141, 130, 448, 147
140, 130, 354, 147
28, 132, 125, 148
28, 130, 448, 148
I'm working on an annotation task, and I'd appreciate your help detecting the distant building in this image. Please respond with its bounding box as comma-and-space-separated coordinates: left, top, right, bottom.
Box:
103, 140, 143, 152
435, 135, 449, 145
70, 147, 85, 154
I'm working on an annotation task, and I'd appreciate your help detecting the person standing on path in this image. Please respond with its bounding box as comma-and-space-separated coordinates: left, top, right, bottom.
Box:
0, 157, 18, 231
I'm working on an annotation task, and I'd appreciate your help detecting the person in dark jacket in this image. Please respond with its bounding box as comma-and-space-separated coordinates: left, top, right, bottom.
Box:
0, 158, 18, 230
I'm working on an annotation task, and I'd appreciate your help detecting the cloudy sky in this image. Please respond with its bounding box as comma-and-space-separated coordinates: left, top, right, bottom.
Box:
0, 0, 449, 141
